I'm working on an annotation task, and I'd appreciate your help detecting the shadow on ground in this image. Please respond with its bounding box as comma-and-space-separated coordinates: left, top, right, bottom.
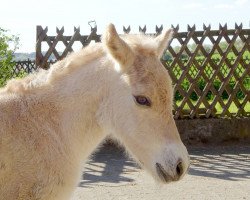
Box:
78, 144, 250, 188
188, 145, 250, 181
78, 145, 139, 188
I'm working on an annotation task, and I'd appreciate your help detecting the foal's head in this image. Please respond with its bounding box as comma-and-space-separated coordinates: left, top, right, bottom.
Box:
103, 24, 189, 183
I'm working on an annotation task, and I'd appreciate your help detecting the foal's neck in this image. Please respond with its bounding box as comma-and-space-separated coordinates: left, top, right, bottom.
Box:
51, 55, 116, 161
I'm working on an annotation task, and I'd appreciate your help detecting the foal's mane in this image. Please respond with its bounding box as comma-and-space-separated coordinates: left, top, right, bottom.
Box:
5, 34, 157, 94
5, 43, 105, 93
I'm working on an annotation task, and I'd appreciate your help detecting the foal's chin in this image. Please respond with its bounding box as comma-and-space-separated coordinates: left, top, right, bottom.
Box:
151, 171, 182, 185
144, 162, 186, 185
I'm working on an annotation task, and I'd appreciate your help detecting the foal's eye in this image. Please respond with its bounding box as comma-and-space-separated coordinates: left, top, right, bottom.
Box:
134, 95, 151, 107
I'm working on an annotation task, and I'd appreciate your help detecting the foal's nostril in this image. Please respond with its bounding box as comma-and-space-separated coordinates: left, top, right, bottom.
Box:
176, 161, 184, 177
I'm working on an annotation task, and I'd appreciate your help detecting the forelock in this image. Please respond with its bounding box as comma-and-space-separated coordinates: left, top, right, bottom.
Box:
121, 34, 157, 56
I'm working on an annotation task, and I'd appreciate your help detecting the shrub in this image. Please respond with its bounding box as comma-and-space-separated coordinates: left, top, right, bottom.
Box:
0, 28, 19, 87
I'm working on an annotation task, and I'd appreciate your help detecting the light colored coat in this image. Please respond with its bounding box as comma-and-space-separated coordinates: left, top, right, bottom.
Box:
0, 24, 189, 200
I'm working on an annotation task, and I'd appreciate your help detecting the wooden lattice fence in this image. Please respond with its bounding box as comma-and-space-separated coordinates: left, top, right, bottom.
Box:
0, 60, 37, 86
13, 59, 37, 75
165, 24, 250, 119
35, 23, 250, 119
36, 25, 101, 69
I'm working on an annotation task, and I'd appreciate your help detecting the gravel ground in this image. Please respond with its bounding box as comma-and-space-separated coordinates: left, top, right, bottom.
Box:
71, 144, 250, 200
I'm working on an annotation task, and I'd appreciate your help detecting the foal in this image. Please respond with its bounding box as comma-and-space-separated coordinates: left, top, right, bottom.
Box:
0, 24, 189, 200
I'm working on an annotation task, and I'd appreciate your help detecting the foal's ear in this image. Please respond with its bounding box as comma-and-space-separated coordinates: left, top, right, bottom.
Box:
103, 24, 134, 69
154, 29, 173, 58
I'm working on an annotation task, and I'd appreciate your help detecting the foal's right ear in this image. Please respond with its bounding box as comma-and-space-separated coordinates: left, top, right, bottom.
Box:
154, 29, 173, 59
103, 24, 134, 69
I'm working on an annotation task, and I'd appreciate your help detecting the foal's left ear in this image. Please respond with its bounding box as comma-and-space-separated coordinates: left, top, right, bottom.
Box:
154, 29, 173, 58
103, 24, 134, 69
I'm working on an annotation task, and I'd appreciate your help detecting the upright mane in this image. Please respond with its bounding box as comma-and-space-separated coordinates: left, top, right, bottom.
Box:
5, 43, 105, 93
122, 34, 160, 56
5, 33, 162, 94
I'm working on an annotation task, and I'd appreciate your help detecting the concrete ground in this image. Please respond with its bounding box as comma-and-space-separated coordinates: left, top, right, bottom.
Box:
72, 144, 250, 200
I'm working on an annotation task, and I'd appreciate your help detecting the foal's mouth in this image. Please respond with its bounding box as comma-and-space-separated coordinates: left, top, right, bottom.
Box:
156, 163, 177, 183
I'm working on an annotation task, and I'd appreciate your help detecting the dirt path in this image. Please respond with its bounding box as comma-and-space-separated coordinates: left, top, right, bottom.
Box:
71, 145, 250, 200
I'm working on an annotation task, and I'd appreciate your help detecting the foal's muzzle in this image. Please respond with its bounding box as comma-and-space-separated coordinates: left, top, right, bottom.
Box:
156, 160, 185, 183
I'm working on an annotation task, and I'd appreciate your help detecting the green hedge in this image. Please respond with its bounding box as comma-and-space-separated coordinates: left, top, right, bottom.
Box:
174, 77, 249, 101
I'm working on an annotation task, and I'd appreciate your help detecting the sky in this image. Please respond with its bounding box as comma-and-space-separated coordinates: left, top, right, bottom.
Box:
1, 0, 250, 52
